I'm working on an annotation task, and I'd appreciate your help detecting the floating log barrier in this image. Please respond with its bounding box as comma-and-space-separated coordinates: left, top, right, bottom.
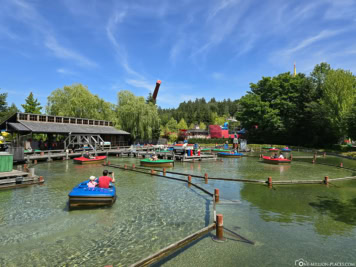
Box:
108, 163, 214, 197
130, 223, 216, 267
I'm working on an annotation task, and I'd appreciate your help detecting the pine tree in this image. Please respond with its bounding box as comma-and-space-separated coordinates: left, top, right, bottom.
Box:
21, 92, 42, 114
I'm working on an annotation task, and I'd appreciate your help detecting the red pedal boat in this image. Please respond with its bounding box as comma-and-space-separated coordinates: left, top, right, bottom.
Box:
262, 156, 291, 164
73, 156, 107, 164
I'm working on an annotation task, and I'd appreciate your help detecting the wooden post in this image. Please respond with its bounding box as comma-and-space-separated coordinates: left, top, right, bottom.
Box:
124, 164, 127, 169
39, 176, 44, 182
313, 153, 316, 162
107, 161, 111, 165
290, 153, 293, 160
323, 152, 326, 158
216, 214, 224, 241
116, 154, 118, 157
324, 176, 329, 185
204, 173, 208, 184
132, 164, 135, 169
214, 189, 219, 203
188, 175, 192, 187
151, 169, 155, 175
340, 162, 343, 168
267, 176, 272, 187
163, 168, 166, 176
34, 160, 37, 165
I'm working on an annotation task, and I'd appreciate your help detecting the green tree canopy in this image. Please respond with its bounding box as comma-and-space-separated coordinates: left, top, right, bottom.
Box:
199, 122, 207, 130
321, 69, 356, 138
46, 83, 116, 121
21, 92, 42, 114
165, 118, 178, 132
117, 90, 160, 140
177, 118, 188, 130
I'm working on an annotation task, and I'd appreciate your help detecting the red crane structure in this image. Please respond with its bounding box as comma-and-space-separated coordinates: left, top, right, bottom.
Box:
152, 80, 161, 102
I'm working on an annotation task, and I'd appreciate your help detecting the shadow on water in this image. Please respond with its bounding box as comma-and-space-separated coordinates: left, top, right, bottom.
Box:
309, 197, 356, 226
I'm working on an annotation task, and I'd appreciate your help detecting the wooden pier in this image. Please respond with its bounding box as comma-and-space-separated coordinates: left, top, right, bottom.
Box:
23, 147, 218, 163
0, 169, 43, 190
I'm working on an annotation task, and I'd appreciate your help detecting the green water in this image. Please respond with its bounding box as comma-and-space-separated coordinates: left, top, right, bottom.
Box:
0, 153, 356, 266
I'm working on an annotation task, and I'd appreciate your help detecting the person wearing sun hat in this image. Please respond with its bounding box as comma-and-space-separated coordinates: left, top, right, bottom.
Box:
87, 176, 97, 188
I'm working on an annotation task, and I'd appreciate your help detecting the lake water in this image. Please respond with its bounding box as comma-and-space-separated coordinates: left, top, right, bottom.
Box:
0, 153, 355, 266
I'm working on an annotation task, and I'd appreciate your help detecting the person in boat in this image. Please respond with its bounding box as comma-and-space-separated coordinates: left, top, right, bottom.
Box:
83, 151, 95, 159
273, 153, 279, 159
98, 170, 115, 188
151, 154, 158, 161
224, 141, 229, 150
87, 176, 98, 188
279, 154, 285, 159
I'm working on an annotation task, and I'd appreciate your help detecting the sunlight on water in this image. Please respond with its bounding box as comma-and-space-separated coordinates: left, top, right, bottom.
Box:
0, 153, 355, 266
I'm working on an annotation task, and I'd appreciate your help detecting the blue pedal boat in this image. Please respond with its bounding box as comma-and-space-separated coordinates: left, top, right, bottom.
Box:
68, 180, 116, 209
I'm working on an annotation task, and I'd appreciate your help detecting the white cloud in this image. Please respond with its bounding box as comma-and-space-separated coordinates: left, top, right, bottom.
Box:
56, 68, 77, 75
45, 37, 96, 68
125, 79, 154, 92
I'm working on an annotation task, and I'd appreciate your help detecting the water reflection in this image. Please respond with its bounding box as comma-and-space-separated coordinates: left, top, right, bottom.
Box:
240, 181, 356, 236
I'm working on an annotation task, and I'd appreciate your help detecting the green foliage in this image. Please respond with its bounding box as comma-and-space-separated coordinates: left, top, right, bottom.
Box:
0, 89, 19, 121
46, 83, 116, 121
177, 118, 188, 130
21, 92, 42, 114
321, 69, 356, 138
199, 122, 206, 130
168, 132, 178, 143
188, 123, 195, 129
117, 90, 160, 140
165, 118, 178, 132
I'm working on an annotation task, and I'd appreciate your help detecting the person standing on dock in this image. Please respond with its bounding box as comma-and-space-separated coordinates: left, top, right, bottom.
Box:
98, 170, 115, 188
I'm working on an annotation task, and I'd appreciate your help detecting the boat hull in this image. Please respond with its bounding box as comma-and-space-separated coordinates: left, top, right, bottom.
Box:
140, 160, 174, 168
73, 156, 107, 164
217, 152, 243, 158
68, 180, 116, 209
262, 156, 291, 164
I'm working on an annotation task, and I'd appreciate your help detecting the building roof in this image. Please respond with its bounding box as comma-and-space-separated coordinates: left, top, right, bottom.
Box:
19, 121, 130, 135
1, 113, 130, 135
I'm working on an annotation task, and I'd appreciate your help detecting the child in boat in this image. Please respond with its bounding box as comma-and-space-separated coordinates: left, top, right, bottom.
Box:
279, 154, 285, 159
87, 176, 97, 188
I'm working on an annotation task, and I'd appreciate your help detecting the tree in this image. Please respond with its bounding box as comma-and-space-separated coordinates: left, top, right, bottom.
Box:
199, 122, 207, 130
177, 118, 188, 130
321, 69, 356, 138
21, 92, 42, 114
188, 123, 195, 129
46, 83, 116, 121
117, 90, 161, 140
0, 89, 19, 121
166, 118, 178, 133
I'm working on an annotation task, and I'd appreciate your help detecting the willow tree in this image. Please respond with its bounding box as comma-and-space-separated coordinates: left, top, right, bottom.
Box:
116, 90, 160, 140
46, 83, 116, 121
321, 69, 356, 138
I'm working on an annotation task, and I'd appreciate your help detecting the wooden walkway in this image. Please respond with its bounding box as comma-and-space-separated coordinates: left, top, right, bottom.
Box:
0, 169, 43, 189
24, 147, 218, 163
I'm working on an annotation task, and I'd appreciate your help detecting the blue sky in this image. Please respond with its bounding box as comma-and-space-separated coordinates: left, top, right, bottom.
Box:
1, 0, 356, 110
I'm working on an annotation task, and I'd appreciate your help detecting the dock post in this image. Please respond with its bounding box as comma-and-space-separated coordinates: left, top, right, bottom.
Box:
267, 176, 272, 188
163, 168, 166, 176
151, 169, 155, 175
28, 168, 35, 177
340, 162, 343, 168
39, 176, 44, 183
323, 152, 326, 158
204, 173, 208, 184
132, 164, 135, 169
188, 175, 192, 187
214, 189, 220, 203
324, 176, 329, 185
124, 164, 127, 169
215, 214, 225, 241
34, 160, 38, 165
